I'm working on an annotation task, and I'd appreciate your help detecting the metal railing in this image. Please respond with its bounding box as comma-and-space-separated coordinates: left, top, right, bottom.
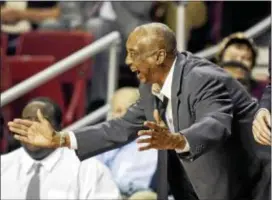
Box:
1, 31, 121, 107
176, 1, 187, 51
64, 104, 110, 131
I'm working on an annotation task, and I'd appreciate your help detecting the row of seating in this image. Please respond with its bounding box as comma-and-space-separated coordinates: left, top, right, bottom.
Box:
1, 31, 94, 127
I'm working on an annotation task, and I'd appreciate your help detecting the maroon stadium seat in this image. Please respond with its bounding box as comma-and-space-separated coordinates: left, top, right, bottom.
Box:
16, 31, 94, 125
5, 55, 65, 122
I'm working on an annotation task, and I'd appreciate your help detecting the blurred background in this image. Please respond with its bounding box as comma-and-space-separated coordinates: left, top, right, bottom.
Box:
0, 1, 271, 153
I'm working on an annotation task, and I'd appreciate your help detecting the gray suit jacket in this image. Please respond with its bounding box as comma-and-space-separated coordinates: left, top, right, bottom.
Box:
74, 52, 262, 200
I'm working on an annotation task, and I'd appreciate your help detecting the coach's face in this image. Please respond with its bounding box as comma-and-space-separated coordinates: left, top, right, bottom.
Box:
125, 30, 165, 84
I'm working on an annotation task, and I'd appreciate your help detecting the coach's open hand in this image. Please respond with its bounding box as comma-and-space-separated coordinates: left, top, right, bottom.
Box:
137, 109, 186, 151
8, 109, 57, 148
252, 108, 271, 146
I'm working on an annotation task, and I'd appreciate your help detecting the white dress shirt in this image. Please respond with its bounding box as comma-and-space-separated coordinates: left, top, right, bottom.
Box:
68, 58, 190, 152
152, 58, 190, 153
1, 147, 121, 199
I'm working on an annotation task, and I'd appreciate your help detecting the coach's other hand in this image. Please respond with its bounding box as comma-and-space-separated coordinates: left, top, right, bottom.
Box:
252, 108, 271, 146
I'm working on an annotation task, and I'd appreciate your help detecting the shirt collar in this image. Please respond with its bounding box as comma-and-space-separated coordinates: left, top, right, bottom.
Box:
152, 57, 177, 100
20, 148, 63, 174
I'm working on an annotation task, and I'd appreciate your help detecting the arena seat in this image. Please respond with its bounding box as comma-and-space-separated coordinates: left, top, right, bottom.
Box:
0, 47, 10, 153
15, 31, 94, 125
5, 55, 65, 122
0, 33, 8, 55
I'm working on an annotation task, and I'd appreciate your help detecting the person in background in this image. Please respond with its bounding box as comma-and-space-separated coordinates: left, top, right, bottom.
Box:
163, 1, 208, 53
220, 61, 252, 92
217, 32, 257, 70
216, 32, 266, 99
0, 1, 60, 55
97, 87, 157, 200
1, 97, 120, 199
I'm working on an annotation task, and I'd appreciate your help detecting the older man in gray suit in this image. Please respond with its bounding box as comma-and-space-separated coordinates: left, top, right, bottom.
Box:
9, 23, 263, 200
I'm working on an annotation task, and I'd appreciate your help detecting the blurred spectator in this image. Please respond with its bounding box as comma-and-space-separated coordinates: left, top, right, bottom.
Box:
216, 32, 266, 99
150, 1, 168, 23
96, 87, 157, 200
0, 1, 60, 54
217, 32, 257, 70
163, 1, 208, 52
41, 1, 155, 112
1, 97, 121, 199
220, 61, 252, 92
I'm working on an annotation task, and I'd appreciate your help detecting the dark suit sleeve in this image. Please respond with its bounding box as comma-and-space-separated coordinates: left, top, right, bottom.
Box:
259, 58, 271, 112
179, 69, 233, 161
74, 97, 146, 161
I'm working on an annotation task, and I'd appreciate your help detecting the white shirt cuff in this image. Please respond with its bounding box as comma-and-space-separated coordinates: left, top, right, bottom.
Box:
175, 136, 190, 153
67, 131, 78, 150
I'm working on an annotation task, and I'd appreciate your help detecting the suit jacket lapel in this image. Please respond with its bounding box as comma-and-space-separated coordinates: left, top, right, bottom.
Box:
171, 53, 186, 132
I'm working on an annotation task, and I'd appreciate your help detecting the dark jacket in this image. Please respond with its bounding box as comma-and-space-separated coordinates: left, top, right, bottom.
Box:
73, 52, 262, 200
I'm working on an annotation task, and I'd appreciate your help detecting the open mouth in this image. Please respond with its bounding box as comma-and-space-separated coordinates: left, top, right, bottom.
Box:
130, 67, 140, 75
135, 70, 140, 75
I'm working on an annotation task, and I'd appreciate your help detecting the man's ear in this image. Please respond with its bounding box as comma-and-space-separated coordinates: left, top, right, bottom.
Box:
156, 49, 167, 65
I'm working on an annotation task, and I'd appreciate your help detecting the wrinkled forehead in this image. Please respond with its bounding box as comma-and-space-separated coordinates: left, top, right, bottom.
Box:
22, 102, 46, 119
126, 28, 158, 52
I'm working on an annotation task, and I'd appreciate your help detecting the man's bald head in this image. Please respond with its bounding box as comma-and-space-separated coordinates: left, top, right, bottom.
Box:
126, 23, 177, 85
22, 97, 62, 131
128, 23, 177, 55
110, 87, 139, 119
21, 97, 62, 159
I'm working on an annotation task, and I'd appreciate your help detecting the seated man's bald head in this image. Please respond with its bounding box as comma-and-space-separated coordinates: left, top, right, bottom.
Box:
128, 23, 177, 55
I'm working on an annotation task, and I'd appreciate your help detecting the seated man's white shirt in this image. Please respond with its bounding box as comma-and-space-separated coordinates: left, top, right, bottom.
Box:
1, 147, 121, 199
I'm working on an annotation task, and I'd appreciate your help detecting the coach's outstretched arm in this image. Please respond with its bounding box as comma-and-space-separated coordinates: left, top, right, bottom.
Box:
8, 97, 146, 161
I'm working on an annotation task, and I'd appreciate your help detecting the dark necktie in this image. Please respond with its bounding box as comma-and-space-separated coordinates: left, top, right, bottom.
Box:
152, 96, 169, 200
151, 97, 199, 200
26, 163, 41, 200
